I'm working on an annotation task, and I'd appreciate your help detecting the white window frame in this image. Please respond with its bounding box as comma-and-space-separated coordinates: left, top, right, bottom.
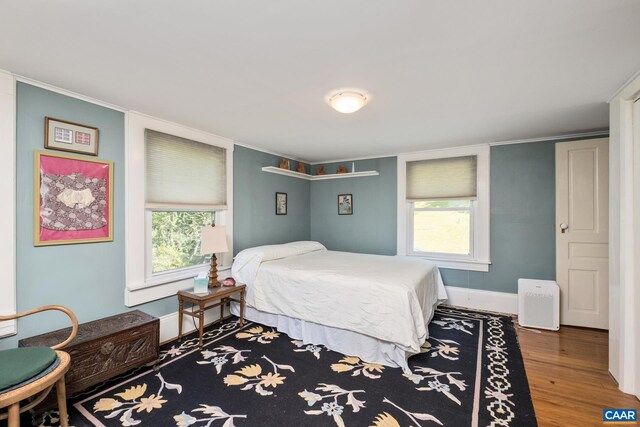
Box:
125, 112, 234, 306
397, 144, 490, 272
0, 70, 16, 337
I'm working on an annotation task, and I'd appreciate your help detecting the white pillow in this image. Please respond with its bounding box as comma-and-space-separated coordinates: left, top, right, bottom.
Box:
232, 241, 326, 285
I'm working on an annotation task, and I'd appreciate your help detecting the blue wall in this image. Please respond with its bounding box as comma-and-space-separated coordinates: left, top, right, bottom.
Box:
310, 158, 397, 255
1, 83, 175, 350
440, 142, 557, 293
2, 86, 312, 350
233, 145, 311, 254
2, 83, 559, 350
308, 144, 557, 294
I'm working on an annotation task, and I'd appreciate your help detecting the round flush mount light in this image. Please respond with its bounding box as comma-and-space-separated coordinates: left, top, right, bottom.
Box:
326, 89, 369, 114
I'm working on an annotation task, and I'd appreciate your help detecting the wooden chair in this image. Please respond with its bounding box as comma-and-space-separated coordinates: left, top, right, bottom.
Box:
0, 305, 78, 427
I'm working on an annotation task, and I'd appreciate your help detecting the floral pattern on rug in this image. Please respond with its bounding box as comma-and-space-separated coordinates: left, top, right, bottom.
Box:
404, 366, 467, 405
173, 405, 246, 427
420, 336, 461, 361
198, 345, 251, 374
235, 326, 279, 344
92, 373, 180, 426
291, 340, 324, 359
40, 307, 537, 427
223, 356, 294, 396
331, 356, 385, 379
372, 398, 443, 426
299, 383, 366, 426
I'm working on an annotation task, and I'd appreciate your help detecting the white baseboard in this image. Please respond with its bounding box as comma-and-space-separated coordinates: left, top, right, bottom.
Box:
158, 305, 231, 344
444, 286, 518, 315
0, 319, 16, 338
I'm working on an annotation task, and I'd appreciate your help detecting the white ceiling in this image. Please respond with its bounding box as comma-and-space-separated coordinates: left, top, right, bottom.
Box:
1, 1, 639, 162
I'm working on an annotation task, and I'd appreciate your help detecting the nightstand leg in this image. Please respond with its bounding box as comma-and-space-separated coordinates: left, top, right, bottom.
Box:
178, 298, 184, 341
220, 298, 224, 322
198, 304, 204, 350
240, 289, 245, 327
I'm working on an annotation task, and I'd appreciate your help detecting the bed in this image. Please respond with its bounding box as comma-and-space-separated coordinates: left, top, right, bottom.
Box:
230, 241, 447, 372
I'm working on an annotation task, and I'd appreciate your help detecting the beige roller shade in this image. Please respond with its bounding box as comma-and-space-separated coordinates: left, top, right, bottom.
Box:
406, 155, 477, 200
145, 129, 227, 210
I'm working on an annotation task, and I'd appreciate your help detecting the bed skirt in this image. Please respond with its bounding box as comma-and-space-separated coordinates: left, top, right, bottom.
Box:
230, 303, 414, 372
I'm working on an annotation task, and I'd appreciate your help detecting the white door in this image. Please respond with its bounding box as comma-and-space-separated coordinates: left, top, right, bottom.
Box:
556, 138, 609, 329
633, 99, 640, 399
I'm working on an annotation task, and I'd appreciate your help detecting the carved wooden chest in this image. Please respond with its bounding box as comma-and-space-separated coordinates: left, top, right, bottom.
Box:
19, 310, 159, 403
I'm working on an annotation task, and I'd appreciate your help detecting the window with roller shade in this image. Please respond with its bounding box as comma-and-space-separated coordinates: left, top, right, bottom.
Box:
145, 129, 227, 274
398, 146, 490, 271
407, 156, 477, 257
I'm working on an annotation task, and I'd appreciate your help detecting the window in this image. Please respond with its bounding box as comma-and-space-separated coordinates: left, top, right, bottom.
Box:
151, 211, 214, 273
125, 112, 233, 306
409, 200, 472, 256
397, 145, 490, 271
144, 129, 227, 278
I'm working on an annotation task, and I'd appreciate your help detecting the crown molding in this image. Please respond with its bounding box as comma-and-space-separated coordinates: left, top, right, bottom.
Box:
13, 73, 128, 113
608, 68, 640, 103
488, 130, 609, 146
233, 141, 310, 164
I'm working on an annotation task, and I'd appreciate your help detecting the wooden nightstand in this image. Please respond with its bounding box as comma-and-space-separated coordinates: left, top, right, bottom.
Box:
177, 285, 246, 349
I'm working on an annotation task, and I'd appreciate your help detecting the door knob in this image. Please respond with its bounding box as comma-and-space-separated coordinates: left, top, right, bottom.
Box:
560, 223, 569, 233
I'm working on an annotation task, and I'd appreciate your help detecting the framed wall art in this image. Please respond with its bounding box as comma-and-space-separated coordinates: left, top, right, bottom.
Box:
276, 192, 287, 215
45, 117, 100, 156
338, 194, 353, 215
34, 151, 113, 246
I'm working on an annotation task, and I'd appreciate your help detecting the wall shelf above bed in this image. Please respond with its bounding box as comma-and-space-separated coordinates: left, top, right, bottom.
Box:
261, 166, 379, 180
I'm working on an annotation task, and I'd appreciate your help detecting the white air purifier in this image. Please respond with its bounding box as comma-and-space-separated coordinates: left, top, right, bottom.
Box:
518, 279, 560, 330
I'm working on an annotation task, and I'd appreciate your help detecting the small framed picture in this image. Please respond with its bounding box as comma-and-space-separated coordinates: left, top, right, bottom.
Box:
45, 117, 99, 156
276, 192, 287, 215
338, 194, 353, 215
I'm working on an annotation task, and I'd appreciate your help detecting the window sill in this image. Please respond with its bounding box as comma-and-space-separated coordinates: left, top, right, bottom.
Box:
407, 255, 491, 272
125, 265, 231, 306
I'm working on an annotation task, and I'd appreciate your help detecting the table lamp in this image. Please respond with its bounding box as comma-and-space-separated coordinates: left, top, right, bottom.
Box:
200, 225, 229, 288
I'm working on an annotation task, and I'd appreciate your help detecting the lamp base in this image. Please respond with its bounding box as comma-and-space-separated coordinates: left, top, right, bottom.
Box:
208, 254, 221, 288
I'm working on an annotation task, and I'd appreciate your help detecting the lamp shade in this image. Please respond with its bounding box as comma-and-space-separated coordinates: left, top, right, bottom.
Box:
200, 225, 229, 255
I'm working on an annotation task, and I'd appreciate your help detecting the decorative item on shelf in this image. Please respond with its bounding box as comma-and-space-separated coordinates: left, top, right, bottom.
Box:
222, 277, 236, 287
34, 151, 113, 246
276, 192, 287, 215
200, 224, 229, 288
44, 117, 99, 156
296, 162, 307, 174
338, 194, 353, 215
279, 158, 290, 170
316, 165, 326, 175
336, 165, 348, 174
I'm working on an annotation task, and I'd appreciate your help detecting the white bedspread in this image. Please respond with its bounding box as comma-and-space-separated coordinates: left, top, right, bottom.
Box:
233, 242, 446, 354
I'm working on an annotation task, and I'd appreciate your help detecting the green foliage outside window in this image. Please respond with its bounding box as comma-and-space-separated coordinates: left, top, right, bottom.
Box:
151, 211, 214, 273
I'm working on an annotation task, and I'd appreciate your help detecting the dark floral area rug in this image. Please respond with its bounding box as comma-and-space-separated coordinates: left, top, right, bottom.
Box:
25, 307, 536, 427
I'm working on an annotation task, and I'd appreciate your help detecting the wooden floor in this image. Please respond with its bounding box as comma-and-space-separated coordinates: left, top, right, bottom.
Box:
517, 324, 639, 427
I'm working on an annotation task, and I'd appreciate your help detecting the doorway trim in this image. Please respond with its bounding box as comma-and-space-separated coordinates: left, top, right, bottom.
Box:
608, 69, 640, 397
0, 70, 16, 338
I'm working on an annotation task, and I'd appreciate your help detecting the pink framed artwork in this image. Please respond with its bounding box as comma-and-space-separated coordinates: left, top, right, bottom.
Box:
34, 151, 114, 246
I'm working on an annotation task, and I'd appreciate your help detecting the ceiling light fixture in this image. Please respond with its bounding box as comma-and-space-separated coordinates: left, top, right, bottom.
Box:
326, 90, 369, 114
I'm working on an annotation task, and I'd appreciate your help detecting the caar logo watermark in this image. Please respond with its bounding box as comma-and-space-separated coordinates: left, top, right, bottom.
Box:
603, 409, 637, 423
